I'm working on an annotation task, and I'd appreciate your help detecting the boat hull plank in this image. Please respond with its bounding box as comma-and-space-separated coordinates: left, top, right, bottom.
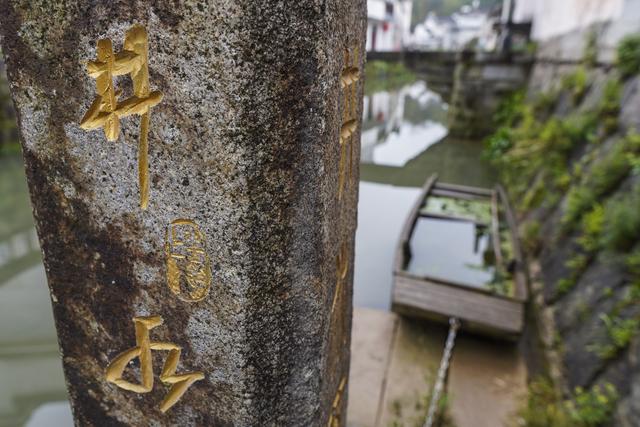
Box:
392, 274, 524, 339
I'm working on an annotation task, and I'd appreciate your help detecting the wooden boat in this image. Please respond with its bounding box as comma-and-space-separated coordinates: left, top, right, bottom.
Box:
391, 174, 528, 340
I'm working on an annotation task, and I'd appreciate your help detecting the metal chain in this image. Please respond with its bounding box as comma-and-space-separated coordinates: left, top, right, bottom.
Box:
424, 318, 461, 427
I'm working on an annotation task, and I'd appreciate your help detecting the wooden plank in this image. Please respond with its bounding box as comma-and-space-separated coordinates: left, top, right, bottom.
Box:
392, 275, 524, 338
432, 181, 494, 197
393, 174, 438, 273
396, 270, 507, 300
430, 188, 489, 201
418, 211, 489, 227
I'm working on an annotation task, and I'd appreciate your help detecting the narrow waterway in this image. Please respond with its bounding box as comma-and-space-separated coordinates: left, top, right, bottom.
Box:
0, 76, 496, 426
354, 79, 496, 310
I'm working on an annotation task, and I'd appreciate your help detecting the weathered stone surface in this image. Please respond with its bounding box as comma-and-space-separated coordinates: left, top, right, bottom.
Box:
520, 31, 640, 427
554, 253, 627, 334
447, 53, 532, 139
0, 1, 366, 425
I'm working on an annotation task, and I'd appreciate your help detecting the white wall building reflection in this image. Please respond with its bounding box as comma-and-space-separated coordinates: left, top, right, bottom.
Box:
361, 81, 448, 167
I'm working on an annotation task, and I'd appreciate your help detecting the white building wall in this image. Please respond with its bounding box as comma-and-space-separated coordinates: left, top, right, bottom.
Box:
514, 0, 624, 41
366, 24, 374, 51
397, 0, 413, 45
366, 0, 413, 51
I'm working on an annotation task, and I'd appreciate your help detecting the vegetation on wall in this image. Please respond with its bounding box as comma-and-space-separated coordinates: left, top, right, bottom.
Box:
599, 79, 622, 136
616, 34, 640, 78
515, 378, 618, 427
486, 33, 640, 427
582, 31, 598, 67
561, 67, 589, 105
561, 131, 640, 231
590, 314, 640, 360
484, 89, 598, 214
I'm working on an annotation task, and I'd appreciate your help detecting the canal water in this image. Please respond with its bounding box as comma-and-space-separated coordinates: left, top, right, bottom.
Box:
0, 77, 495, 425
354, 79, 495, 310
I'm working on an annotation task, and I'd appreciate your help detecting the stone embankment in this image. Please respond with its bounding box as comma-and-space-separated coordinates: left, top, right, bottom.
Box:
485, 22, 640, 426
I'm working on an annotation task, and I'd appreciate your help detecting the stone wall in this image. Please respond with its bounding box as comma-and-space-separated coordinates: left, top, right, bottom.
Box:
515, 28, 640, 426
448, 52, 532, 139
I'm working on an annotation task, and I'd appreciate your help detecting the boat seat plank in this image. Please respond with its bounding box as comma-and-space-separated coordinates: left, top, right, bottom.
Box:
392, 275, 524, 337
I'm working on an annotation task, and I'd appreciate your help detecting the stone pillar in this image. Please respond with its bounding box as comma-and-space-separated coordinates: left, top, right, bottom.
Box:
0, 1, 365, 425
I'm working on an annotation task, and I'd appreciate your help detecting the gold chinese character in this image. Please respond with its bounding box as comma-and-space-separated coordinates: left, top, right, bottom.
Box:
331, 242, 349, 314
165, 219, 212, 302
338, 47, 360, 201
105, 316, 204, 413
328, 377, 347, 427
80, 24, 163, 210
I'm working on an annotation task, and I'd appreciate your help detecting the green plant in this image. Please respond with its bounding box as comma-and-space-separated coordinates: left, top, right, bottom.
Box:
562, 133, 640, 229
515, 377, 571, 427
599, 79, 621, 116
558, 256, 584, 293
532, 90, 558, 116
521, 220, 542, 254
625, 282, 640, 303
563, 113, 598, 145
566, 384, 618, 426
562, 67, 588, 104
554, 172, 572, 192
484, 126, 513, 160
557, 278, 576, 295
515, 378, 618, 427
567, 253, 589, 271
591, 314, 640, 359
578, 204, 604, 252
597, 78, 622, 135
521, 177, 547, 210
493, 90, 527, 127
616, 34, 640, 78
564, 187, 597, 230
583, 31, 598, 67
601, 187, 640, 251
496, 110, 596, 205
557, 254, 589, 295
628, 152, 640, 175
626, 246, 640, 276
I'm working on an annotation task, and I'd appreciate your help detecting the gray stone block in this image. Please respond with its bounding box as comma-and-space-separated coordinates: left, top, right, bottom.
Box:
0, 1, 366, 425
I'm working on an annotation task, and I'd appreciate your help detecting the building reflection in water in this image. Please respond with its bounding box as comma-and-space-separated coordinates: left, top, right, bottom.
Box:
361, 81, 448, 167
